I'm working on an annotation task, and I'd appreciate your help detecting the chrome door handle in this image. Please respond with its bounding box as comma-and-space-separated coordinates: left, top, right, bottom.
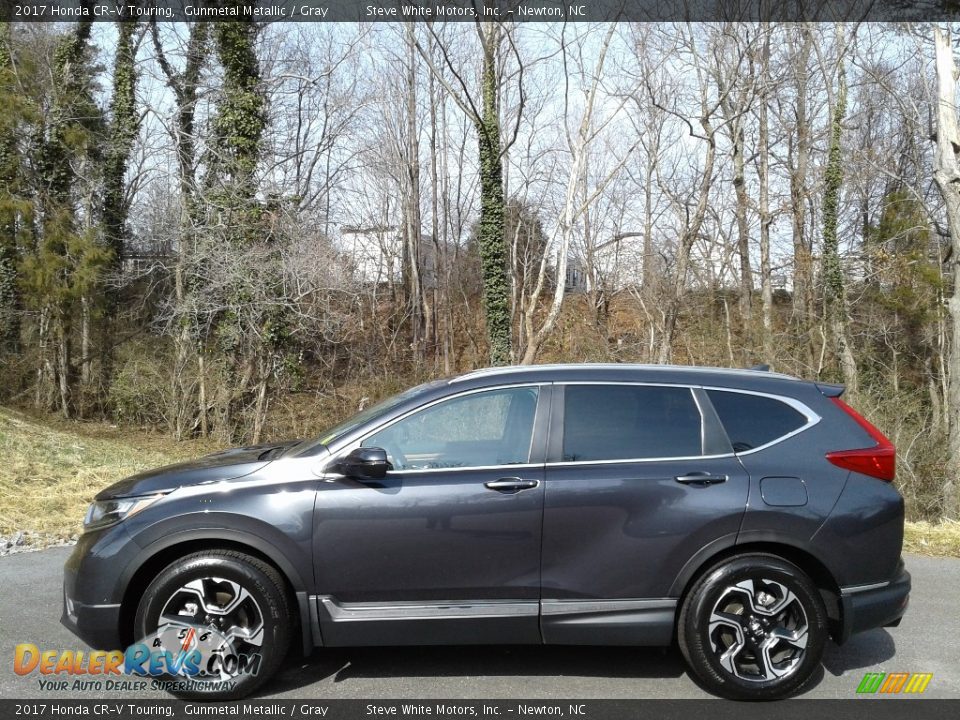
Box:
674, 472, 728, 485
484, 477, 539, 493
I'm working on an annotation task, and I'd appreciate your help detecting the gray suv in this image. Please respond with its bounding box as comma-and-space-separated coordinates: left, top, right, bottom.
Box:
62, 364, 910, 700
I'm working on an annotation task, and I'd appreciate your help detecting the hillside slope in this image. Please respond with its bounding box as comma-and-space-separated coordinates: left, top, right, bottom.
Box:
0, 407, 217, 544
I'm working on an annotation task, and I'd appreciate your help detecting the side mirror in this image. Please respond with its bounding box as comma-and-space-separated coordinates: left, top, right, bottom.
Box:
337, 447, 390, 481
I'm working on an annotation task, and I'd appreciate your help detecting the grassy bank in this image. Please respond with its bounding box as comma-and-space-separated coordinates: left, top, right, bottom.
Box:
0, 407, 219, 540
1, 405, 958, 557
903, 520, 960, 557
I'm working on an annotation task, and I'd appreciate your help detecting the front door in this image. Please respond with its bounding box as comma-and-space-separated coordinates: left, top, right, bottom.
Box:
313, 384, 549, 646
540, 383, 749, 645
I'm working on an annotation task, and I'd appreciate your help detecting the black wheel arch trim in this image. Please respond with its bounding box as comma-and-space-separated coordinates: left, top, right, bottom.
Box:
670, 533, 843, 617
118, 527, 313, 654
669, 532, 741, 597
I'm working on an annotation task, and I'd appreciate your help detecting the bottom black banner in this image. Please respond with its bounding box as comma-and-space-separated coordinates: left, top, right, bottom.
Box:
1, 700, 958, 720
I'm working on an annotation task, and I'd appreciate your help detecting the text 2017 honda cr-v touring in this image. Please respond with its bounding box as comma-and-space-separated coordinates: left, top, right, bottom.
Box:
62, 364, 910, 700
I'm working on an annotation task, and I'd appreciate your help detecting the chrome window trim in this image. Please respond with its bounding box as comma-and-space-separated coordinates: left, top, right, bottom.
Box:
546, 381, 821, 466
328, 382, 546, 474
385, 463, 542, 477
545, 452, 735, 467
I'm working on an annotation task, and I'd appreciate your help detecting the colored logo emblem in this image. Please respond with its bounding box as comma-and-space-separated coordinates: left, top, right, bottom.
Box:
856, 672, 933, 694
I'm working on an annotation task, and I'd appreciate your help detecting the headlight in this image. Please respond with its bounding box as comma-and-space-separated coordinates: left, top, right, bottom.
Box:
83, 494, 164, 531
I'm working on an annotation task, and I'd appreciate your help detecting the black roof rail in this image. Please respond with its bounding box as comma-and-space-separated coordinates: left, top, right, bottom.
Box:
748, 364, 770, 372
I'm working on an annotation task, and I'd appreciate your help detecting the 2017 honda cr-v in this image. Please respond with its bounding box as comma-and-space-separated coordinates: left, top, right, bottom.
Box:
62, 364, 910, 700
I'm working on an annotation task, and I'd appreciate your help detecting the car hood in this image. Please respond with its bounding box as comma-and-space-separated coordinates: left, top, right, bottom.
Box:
94, 440, 301, 500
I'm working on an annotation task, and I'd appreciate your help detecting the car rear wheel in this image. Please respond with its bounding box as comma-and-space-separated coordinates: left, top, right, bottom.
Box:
133, 549, 291, 700
678, 553, 827, 700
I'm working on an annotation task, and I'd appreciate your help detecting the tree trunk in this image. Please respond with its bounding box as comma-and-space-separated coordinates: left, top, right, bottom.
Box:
732, 119, 753, 331
932, 26, 960, 519
0, 22, 20, 355
80, 295, 91, 386
404, 24, 425, 360
476, 23, 511, 365
641, 152, 656, 358
252, 360, 268, 445
154, 22, 209, 439
36, 306, 52, 410
821, 48, 858, 398
55, 314, 72, 418
428, 56, 443, 368
658, 120, 717, 364
99, 17, 140, 389
790, 27, 814, 366
758, 25, 774, 364
197, 350, 208, 437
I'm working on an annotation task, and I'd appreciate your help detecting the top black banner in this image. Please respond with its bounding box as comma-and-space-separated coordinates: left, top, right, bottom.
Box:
2, 0, 959, 22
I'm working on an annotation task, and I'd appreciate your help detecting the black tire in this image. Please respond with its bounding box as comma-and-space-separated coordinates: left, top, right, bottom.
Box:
134, 549, 291, 701
677, 553, 827, 700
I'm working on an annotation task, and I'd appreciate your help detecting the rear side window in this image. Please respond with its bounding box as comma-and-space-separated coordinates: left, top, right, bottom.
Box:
706, 390, 806, 453
562, 385, 702, 462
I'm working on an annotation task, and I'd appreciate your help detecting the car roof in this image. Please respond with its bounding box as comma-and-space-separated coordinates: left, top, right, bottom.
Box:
447, 363, 809, 395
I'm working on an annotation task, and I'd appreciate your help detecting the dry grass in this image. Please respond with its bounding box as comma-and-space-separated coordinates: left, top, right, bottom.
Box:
903, 520, 960, 558
2, 404, 960, 558
0, 407, 220, 539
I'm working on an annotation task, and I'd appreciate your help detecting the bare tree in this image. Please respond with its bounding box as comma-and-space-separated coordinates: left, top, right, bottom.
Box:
414, 19, 525, 365
714, 24, 759, 332
932, 25, 960, 518
757, 22, 775, 363
151, 22, 210, 438
518, 24, 634, 364
649, 26, 724, 364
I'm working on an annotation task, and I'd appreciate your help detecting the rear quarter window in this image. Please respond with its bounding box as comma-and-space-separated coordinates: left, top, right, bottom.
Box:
706, 390, 807, 453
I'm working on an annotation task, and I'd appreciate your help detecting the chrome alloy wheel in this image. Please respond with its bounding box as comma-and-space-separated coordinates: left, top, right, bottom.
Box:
156, 576, 264, 680
707, 577, 809, 682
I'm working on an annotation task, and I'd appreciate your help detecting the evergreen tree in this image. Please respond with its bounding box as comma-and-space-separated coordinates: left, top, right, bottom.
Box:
0, 22, 21, 352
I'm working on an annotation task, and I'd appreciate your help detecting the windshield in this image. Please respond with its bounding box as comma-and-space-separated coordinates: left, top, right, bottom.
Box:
286, 380, 442, 456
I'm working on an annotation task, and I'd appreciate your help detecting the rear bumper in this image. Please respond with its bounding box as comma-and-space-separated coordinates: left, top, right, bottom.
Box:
837, 562, 910, 644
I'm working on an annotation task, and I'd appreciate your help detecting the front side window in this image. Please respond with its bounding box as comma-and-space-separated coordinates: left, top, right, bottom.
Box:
361, 386, 540, 470
562, 384, 702, 462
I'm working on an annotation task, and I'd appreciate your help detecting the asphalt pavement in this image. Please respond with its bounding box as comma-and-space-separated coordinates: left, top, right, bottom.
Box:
1, 548, 957, 699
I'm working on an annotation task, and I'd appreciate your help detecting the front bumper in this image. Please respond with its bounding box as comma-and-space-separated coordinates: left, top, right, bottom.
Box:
837, 562, 911, 644
60, 524, 137, 650
60, 591, 123, 649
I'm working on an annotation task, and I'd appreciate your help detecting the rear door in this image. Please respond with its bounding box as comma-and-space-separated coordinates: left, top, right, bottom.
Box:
540, 382, 749, 645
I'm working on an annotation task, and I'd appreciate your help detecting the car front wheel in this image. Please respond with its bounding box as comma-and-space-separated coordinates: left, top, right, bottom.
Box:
133, 549, 291, 700
678, 553, 827, 700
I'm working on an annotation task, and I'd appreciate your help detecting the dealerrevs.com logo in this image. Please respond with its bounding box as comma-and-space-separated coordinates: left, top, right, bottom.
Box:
856, 672, 933, 695
14, 622, 261, 694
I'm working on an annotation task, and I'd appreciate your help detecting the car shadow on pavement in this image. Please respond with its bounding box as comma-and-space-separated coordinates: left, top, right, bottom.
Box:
256, 645, 688, 697
820, 629, 897, 676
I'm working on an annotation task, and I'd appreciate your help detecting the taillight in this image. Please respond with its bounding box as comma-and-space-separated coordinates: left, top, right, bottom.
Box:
825, 397, 895, 481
